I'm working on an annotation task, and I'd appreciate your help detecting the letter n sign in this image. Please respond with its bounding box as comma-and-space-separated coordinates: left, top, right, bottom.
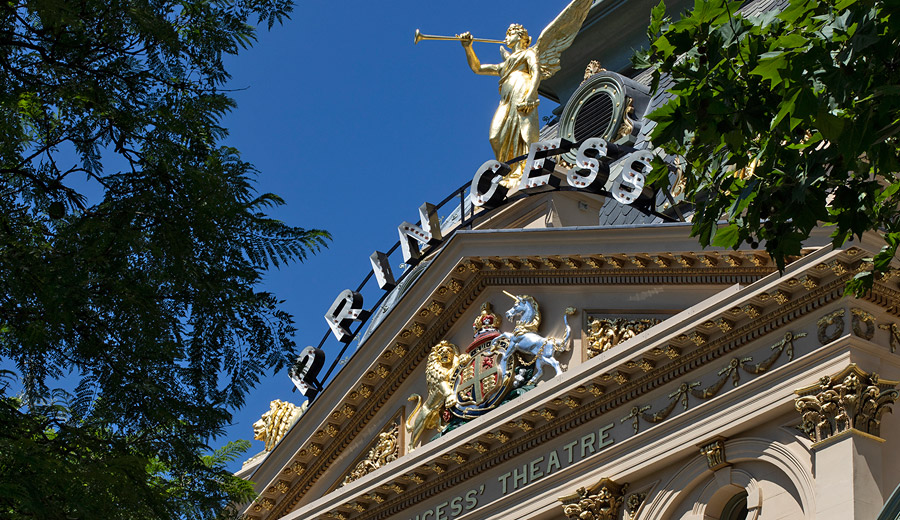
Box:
398, 202, 442, 265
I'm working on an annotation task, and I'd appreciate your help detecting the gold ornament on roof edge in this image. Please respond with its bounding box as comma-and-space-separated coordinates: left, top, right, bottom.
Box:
582, 60, 606, 82
443, 0, 592, 185
253, 399, 308, 452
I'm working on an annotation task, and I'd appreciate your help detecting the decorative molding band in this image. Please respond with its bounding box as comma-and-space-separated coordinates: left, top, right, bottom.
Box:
638, 331, 806, 429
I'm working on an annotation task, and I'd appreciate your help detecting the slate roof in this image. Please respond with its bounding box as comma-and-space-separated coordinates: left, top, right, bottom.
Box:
554, 0, 790, 228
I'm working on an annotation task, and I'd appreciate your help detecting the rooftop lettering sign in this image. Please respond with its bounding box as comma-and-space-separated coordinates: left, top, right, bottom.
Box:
301, 135, 672, 399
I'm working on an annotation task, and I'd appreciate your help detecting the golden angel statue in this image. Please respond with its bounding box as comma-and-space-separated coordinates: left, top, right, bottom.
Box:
458, 0, 592, 185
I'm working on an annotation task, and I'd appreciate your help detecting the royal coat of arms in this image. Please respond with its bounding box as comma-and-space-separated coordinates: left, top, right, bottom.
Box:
450, 302, 512, 419
450, 296, 574, 419
407, 296, 575, 442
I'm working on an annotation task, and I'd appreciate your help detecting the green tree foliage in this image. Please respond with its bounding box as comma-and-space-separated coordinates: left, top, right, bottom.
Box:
634, 0, 900, 293
0, 0, 328, 517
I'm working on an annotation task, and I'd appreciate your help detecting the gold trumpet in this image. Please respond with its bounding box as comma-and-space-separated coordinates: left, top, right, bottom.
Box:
414, 29, 505, 45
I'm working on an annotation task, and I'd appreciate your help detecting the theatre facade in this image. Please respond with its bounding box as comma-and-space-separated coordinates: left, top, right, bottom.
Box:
237, 1, 900, 519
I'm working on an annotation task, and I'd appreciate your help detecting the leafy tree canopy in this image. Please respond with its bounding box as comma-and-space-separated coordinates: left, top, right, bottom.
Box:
0, 0, 328, 517
635, 0, 900, 294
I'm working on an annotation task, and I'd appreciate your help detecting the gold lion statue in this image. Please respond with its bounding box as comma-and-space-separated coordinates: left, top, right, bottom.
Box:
407, 340, 459, 446
253, 399, 308, 451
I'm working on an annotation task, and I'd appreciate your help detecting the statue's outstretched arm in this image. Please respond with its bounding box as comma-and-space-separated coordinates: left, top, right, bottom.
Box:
459, 32, 500, 76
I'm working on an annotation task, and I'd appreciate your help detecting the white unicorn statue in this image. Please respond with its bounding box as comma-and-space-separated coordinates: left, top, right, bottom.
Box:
492, 291, 575, 386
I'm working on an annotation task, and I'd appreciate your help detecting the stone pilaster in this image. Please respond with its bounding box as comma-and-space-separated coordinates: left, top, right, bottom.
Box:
794, 363, 899, 519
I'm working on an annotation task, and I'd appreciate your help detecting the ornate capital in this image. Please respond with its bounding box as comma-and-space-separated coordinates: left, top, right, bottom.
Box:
795, 363, 899, 444
559, 478, 628, 520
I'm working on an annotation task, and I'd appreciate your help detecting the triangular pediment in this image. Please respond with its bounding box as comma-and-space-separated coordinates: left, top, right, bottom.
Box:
241, 213, 899, 519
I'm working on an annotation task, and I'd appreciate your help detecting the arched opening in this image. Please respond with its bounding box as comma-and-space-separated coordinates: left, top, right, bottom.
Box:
721, 490, 749, 520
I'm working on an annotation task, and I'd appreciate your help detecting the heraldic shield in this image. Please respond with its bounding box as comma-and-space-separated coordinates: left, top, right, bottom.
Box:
449, 303, 517, 420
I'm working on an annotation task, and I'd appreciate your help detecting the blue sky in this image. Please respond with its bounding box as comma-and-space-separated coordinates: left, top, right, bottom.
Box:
220, 0, 651, 466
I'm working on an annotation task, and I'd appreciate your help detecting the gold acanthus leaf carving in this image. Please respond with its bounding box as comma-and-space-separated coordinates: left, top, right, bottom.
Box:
383, 483, 405, 495
582, 59, 606, 81
588, 384, 605, 396
559, 478, 628, 520
402, 473, 424, 485
626, 492, 647, 520
464, 442, 489, 453
795, 363, 899, 443
829, 260, 848, 275
538, 408, 557, 421
441, 452, 468, 465
255, 498, 275, 511
340, 422, 400, 487
771, 290, 790, 305
487, 431, 510, 444
587, 318, 660, 358
426, 462, 447, 474
410, 322, 426, 337
508, 419, 534, 432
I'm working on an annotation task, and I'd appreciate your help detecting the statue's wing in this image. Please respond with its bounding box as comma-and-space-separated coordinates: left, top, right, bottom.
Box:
534, 0, 593, 80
